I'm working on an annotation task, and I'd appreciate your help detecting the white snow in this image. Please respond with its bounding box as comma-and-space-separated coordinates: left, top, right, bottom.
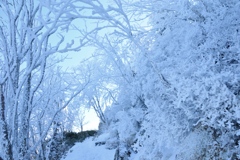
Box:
62, 138, 115, 160
169, 128, 212, 160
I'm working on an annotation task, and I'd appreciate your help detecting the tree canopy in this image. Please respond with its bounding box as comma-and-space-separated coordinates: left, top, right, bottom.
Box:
1, 0, 240, 159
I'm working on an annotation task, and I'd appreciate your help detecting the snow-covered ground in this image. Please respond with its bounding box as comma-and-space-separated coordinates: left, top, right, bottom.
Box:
62, 138, 115, 160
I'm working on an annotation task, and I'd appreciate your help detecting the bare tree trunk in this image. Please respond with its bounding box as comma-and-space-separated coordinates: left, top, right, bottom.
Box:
92, 96, 106, 124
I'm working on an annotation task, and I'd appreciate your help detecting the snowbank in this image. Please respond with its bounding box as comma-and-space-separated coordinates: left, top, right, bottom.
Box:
62, 138, 115, 160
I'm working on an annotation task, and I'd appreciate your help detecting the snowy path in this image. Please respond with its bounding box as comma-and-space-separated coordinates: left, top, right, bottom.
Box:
62, 138, 115, 160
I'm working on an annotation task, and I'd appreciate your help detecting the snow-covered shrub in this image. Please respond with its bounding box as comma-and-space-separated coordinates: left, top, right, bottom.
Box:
130, 0, 240, 159
102, 96, 145, 158
90, 0, 240, 159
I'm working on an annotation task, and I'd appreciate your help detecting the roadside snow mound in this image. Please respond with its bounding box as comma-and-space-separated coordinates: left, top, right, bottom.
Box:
62, 137, 115, 160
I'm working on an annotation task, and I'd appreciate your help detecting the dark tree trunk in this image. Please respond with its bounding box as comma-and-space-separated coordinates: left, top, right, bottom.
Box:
0, 85, 13, 160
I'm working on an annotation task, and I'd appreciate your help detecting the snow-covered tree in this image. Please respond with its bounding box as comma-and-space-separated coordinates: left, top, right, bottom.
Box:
132, 0, 240, 159
81, 0, 240, 159
2, 0, 240, 159
0, 0, 88, 159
